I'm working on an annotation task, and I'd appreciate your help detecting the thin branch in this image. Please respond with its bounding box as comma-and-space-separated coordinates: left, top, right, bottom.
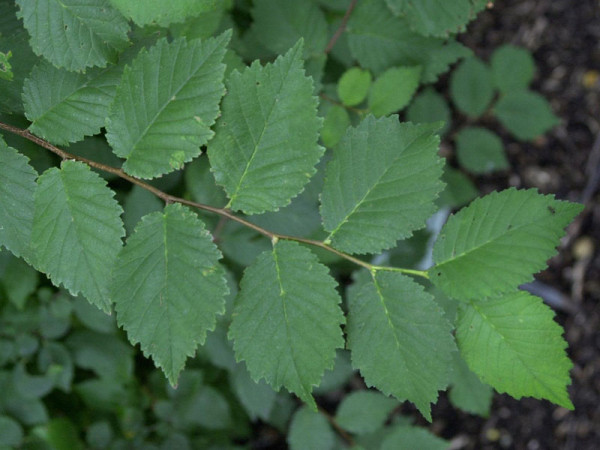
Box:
324, 0, 358, 54
318, 406, 356, 447
0, 121, 429, 280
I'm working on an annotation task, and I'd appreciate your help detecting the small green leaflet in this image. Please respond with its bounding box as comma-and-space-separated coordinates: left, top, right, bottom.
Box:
457, 291, 573, 409
0, 139, 37, 262
491, 44, 535, 93
320, 116, 444, 254
208, 41, 324, 214
16, 0, 130, 72
112, 203, 228, 386
109, 0, 218, 27
429, 188, 583, 300
288, 406, 335, 450
380, 425, 448, 450
32, 161, 124, 312
450, 57, 494, 118
106, 33, 229, 179
23, 62, 122, 145
229, 240, 344, 409
335, 390, 397, 434
368, 65, 422, 117
346, 271, 455, 421
494, 91, 560, 141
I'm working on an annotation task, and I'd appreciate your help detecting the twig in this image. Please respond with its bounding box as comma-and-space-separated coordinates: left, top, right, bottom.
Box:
0, 122, 429, 279
318, 406, 356, 447
324, 0, 358, 54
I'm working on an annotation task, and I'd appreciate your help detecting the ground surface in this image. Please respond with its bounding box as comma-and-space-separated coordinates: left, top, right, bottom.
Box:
431, 1, 600, 449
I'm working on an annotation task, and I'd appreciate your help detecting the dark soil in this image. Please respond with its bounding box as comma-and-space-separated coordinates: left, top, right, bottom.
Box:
431, 1, 600, 449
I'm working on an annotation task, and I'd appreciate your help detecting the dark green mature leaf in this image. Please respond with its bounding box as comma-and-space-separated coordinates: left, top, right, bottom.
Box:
106, 33, 229, 179
23, 62, 121, 145
288, 406, 335, 450
32, 161, 124, 311
450, 57, 494, 118
229, 240, 344, 409
430, 188, 583, 300
208, 41, 323, 214
112, 203, 228, 386
457, 291, 573, 409
494, 91, 559, 141
251, 0, 328, 57
491, 44, 535, 93
386, 0, 486, 37
321, 116, 444, 254
335, 391, 397, 434
0, 139, 37, 261
16, 0, 130, 71
347, 271, 455, 420
109, 0, 218, 27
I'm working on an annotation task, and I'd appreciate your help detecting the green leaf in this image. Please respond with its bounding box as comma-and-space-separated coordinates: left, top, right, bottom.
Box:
23, 62, 121, 145
494, 91, 559, 141
16, 0, 130, 71
335, 391, 397, 434
32, 161, 124, 311
0, 415, 23, 447
251, 0, 328, 57
385, 0, 483, 37
109, 0, 218, 27
321, 105, 351, 148
0, 253, 39, 309
436, 166, 478, 209
208, 41, 324, 214
491, 44, 535, 93
430, 188, 584, 300
106, 33, 229, 179
229, 240, 344, 409
231, 363, 277, 421
346, 271, 455, 420
381, 425, 448, 450
448, 351, 493, 416
406, 87, 451, 135
368, 66, 421, 117
455, 126, 509, 174
0, 139, 37, 261
450, 57, 494, 118
288, 406, 335, 450
320, 116, 444, 254
457, 291, 573, 409
337, 67, 372, 107
347, 0, 444, 75
112, 203, 228, 386
122, 186, 163, 235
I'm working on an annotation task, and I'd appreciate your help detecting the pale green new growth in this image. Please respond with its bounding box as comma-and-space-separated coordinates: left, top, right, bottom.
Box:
32, 161, 124, 312
457, 291, 573, 409
16, 0, 130, 71
23, 62, 121, 145
106, 33, 229, 179
0, 139, 37, 262
112, 203, 228, 386
208, 41, 324, 214
321, 116, 444, 254
229, 241, 344, 409
368, 65, 422, 117
346, 271, 456, 421
430, 188, 583, 300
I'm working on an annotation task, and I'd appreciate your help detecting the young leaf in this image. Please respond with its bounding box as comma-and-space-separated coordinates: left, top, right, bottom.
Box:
0, 140, 37, 262
491, 44, 535, 93
381, 425, 448, 450
346, 271, 456, 420
335, 390, 397, 434
429, 188, 583, 300
106, 33, 229, 179
208, 41, 324, 214
112, 203, 228, 386
109, 0, 218, 27
450, 57, 494, 118
494, 91, 560, 141
455, 126, 509, 174
251, 0, 328, 57
456, 291, 573, 409
385, 0, 486, 37
337, 67, 372, 107
32, 161, 124, 312
320, 116, 444, 254
406, 87, 451, 135
288, 406, 335, 450
23, 62, 121, 145
16, 0, 129, 71
321, 105, 351, 148
368, 65, 422, 117
229, 240, 344, 409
